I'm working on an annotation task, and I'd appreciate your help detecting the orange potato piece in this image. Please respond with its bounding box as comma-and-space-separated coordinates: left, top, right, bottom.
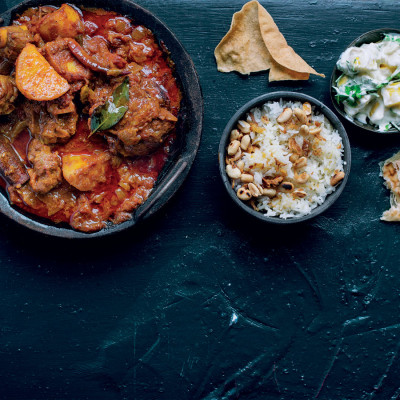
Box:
62, 153, 109, 191
0, 28, 8, 48
16, 43, 70, 101
39, 4, 84, 42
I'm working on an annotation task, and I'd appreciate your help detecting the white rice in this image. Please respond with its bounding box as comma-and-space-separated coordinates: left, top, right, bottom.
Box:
233, 100, 345, 219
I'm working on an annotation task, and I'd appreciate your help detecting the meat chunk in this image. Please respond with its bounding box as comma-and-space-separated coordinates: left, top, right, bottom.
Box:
81, 75, 116, 114
0, 135, 29, 186
27, 138, 62, 194
46, 93, 77, 116
9, 183, 76, 220
44, 38, 90, 83
81, 35, 127, 71
0, 26, 33, 73
46, 81, 83, 116
61, 152, 110, 191
23, 101, 78, 144
70, 195, 106, 232
8, 184, 42, 210
37, 111, 78, 144
0, 75, 18, 115
107, 74, 177, 156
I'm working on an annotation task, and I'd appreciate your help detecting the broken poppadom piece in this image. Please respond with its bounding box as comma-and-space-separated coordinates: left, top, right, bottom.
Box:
380, 151, 400, 221
214, 0, 324, 81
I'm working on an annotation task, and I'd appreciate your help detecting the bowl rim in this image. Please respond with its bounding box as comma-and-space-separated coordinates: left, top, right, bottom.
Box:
330, 27, 400, 134
0, 0, 203, 239
218, 91, 351, 224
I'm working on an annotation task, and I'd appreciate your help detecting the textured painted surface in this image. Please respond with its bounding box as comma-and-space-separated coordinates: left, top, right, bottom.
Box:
1, 1, 400, 399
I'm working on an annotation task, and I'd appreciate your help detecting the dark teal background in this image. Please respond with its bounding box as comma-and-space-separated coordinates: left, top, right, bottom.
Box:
1, 1, 400, 399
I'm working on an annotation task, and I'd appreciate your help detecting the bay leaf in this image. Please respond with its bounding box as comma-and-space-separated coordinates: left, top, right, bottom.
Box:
90, 77, 130, 134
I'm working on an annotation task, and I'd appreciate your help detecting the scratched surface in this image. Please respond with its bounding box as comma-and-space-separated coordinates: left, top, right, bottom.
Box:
1, 0, 400, 399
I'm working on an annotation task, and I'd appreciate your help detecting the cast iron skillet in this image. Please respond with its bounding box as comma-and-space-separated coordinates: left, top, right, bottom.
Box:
330, 28, 400, 134
219, 92, 351, 224
0, 0, 203, 238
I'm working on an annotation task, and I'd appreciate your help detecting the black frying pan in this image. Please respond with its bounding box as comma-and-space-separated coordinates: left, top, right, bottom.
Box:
0, 0, 203, 238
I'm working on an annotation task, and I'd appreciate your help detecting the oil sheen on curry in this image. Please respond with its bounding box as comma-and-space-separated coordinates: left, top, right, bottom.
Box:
0, 4, 181, 232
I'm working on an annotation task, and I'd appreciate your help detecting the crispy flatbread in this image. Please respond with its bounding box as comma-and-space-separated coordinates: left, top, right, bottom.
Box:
214, 1, 273, 74
269, 62, 310, 82
214, 0, 324, 81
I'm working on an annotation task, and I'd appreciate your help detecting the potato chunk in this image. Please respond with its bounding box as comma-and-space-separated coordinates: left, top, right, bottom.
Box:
62, 152, 110, 191
39, 4, 84, 42
0, 28, 7, 48
16, 43, 70, 101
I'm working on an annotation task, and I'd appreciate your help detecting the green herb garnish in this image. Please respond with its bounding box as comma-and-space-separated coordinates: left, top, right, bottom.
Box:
383, 34, 400, 43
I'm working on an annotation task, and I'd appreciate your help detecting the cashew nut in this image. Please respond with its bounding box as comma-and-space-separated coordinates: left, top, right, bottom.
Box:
248, 182, 261, 197
277, 108, 293, 124
299, 124, 309, 136
256, 183, 264, 193
231, 148, 242, 161
293, 108, 308, 125
330, 170, 345, 186
240, 173, 254, 183
230, 129, 240, 141
294, 156, 307, 169
262, 188, 277, 198
227, 140, 240, 156
241, 135, 251, 151
226, 165, 241, 179
294, 172, 309, 184
303, 102, 312, 116
238, 120, 251, 133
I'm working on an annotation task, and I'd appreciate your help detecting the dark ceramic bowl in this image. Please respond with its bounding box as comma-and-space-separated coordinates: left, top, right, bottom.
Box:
0, 0, 203, 238
330, 28, 400, 134
218, 92, 351, 224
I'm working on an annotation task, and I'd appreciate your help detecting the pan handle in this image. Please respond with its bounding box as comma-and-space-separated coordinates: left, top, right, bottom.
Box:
135, 158, 188, 221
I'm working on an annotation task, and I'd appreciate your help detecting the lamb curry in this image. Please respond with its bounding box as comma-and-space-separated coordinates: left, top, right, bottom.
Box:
0, 4, 181, 232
